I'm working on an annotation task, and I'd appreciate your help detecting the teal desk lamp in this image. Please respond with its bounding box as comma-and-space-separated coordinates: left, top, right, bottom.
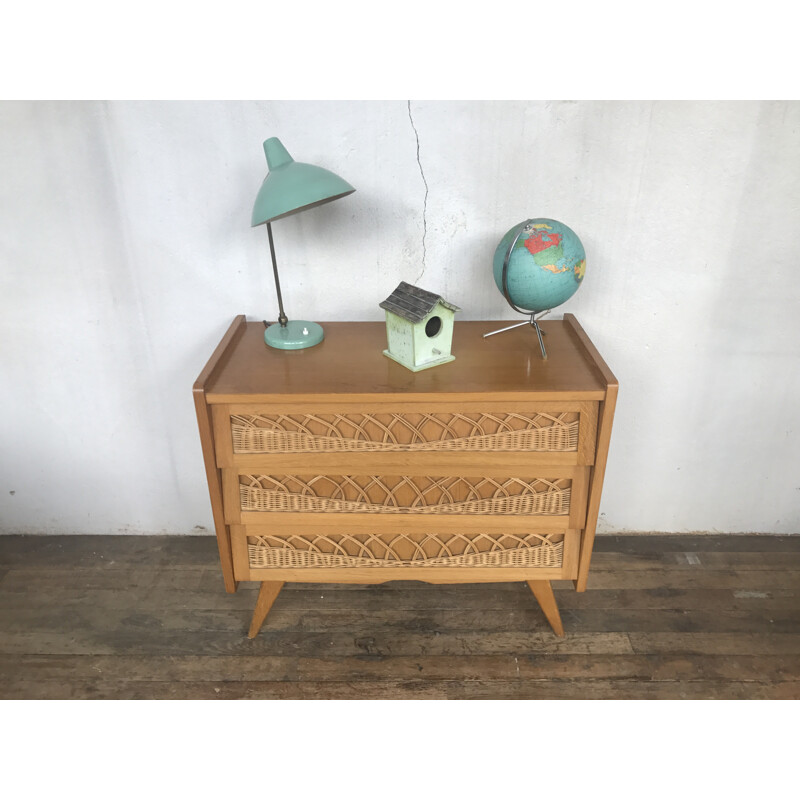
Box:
251, 137, 355, 349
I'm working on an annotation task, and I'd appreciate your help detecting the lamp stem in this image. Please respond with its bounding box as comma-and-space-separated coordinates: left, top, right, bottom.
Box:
266, 222, 288, 327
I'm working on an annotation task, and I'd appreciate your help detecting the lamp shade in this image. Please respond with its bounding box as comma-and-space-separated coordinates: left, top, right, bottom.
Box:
251, 137, 355, 226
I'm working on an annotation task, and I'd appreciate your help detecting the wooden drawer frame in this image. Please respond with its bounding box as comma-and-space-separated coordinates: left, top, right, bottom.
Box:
221, 465, 590, 529
211, 400, 598, 469
230, 522, 581, 584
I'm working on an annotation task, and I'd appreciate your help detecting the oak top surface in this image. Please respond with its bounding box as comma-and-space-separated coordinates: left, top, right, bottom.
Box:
201, 318, 611, 402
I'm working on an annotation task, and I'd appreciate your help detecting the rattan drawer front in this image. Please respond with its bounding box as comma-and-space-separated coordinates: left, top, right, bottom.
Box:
214, 402, 598, 464
238, 473, 572, 516
232, 410, 579, 452
228, 523, 582, 582
247, 530, 565, 569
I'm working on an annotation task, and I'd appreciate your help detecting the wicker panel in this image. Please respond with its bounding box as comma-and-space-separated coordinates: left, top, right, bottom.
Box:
247, 531, 564, 569
239, 474, 571, 515
231, 411, 579, 454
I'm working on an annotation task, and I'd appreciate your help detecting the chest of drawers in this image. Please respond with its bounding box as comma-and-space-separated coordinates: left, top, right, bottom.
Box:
194, 315, 617, 638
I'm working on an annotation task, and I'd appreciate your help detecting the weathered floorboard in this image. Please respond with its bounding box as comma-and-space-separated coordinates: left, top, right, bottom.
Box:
0, 629, 636, 658
3, 678, 799, 700
593, 534, 800, 553
2, 653, 798, 683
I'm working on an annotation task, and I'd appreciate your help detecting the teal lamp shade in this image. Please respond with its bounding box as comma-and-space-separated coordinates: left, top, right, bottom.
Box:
251, 137, 355, 350
252, 138, 355, 225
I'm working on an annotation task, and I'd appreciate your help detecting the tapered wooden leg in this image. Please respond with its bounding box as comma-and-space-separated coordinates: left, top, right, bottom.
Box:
247, 581, 284, 639
526, 580, 565, 637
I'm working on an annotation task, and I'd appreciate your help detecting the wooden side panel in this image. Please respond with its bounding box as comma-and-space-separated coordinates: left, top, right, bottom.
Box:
563, 314, 619, 389
194, 393, 237, 591
576, 385, 619, 590
192, 315, 247, 593
564, 314, 619, 593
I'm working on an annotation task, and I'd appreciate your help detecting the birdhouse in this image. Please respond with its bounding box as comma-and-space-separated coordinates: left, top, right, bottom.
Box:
379, 281, 460, 371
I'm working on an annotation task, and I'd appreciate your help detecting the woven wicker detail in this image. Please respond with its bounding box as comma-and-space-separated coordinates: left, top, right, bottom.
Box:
231, 411, 578, 453
247, 532, 564, 569
239, 475, 571, 516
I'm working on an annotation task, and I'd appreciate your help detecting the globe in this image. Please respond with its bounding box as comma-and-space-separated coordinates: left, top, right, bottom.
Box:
493, 218, 586, 314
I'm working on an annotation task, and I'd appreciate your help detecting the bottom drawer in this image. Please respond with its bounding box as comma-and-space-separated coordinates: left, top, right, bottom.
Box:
231, 524, 580, 582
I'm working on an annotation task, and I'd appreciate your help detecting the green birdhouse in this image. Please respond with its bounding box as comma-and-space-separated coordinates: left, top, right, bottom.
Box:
379, 281, 460, 372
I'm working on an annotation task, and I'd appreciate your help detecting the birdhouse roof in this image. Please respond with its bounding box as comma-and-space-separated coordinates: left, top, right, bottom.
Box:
379, 281, 460, 323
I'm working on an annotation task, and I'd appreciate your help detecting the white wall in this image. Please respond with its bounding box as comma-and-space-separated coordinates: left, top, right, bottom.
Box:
1, 100, 798, 535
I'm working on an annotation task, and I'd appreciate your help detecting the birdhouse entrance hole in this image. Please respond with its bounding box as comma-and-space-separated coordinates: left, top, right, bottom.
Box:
425, 316, 442, 337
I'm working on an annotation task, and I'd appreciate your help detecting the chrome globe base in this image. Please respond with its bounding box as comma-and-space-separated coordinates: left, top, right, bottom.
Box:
483, 310, 550, 359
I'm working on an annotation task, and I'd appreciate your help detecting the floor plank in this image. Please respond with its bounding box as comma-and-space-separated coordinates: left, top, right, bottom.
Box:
0, 629, 635, 658
589, 550, 800, 570
593, 534, 800, 553
4, 653, 797, 683
3, 678, 798, 700
628, 632, 800, 655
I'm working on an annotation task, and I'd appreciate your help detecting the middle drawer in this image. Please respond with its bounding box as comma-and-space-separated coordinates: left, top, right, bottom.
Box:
222, 466, 589, 529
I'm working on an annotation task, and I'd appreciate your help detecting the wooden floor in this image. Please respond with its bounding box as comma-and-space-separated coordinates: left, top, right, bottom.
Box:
1, 534, 799, 699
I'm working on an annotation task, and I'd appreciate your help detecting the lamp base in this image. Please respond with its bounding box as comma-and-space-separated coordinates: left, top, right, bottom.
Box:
264, 320, 324, 350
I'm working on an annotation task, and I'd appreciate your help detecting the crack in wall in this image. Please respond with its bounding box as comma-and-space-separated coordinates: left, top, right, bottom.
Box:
407, 100, 428, 283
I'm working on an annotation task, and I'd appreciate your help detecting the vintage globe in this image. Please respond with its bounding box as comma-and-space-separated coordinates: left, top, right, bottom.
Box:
492, 218, 586, 314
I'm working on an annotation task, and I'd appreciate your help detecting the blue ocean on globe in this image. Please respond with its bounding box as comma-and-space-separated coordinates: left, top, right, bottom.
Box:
492, 218, 586, 314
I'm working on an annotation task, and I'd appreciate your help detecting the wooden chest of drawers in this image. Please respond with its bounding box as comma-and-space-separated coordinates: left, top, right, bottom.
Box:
194, 315, 617, 637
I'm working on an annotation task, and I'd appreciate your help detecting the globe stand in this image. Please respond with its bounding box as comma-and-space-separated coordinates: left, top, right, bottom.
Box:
483, 310, 550, 359
484, 219, 550, 358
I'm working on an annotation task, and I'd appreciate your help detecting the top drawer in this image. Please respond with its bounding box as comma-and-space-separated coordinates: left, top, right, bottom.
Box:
212, 402, 598, 467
